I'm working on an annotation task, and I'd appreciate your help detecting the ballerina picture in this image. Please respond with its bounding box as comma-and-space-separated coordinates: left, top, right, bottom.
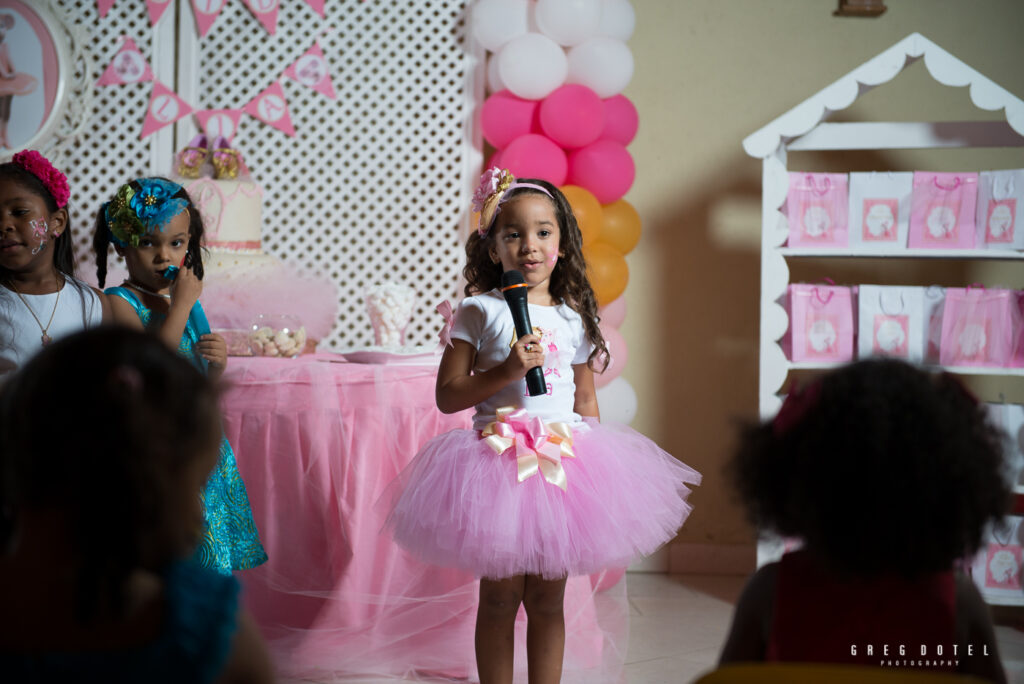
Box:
0, 12, 37, 150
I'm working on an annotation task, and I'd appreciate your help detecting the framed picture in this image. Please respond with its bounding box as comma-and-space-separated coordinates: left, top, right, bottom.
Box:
0, 0, 70, 153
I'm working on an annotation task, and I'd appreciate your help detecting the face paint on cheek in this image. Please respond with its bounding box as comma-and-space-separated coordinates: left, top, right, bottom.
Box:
29, 219, 49, 255
548, 253, 558, 267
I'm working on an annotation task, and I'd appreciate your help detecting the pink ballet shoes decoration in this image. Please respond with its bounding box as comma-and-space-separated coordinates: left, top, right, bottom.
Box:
176, 133, 209, 178
211, 135, 246, 179
175, 134, 246, 179
436, 300, 455, 349
481, 407, 576, 491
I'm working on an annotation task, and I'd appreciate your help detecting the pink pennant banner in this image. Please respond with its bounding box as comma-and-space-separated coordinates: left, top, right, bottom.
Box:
243, 81, 296, 137
303, 0, 325, 17
195, 109, 244, 142
283, 42, 337, 100
141, 81, 193, 139
146, 0, 173, 26
97, 0, 117, 18
96, 37, 154, 87
190, 0, 229, 37
241, 0, 280, 35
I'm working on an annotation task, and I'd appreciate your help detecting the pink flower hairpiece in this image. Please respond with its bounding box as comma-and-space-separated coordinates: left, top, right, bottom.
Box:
472, 166, 552, 237
12, 150, 70, 209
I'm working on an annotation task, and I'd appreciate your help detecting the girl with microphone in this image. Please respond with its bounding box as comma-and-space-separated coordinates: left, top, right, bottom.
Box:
385, 167, 700, 684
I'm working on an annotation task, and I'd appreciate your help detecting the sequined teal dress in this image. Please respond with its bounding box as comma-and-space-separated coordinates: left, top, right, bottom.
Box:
107, 287, 267, 574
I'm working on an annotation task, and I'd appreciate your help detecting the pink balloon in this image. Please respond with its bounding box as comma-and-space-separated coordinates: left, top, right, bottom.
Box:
601, 94, 638, 145
567, 140, 634, 204
481, 90, 540, 149
539, 84, 605, 149
501, 133, 568, 186
594, 323, 626, 389
598, 296, 626, 328
485, 148, 504, 171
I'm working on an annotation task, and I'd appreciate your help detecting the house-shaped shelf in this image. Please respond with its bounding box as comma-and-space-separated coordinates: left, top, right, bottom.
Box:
742, 32, 1024, 421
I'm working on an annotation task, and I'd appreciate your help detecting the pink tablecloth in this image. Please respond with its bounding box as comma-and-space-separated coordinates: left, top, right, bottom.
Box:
221, 354, 626, 682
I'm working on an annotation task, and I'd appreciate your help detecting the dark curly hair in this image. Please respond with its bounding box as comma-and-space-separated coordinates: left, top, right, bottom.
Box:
0, 327, 221, 620
0, 161, 76, 286
91, 177, 206, 288
463, 179, 608, 372
729, 359, 1012, 577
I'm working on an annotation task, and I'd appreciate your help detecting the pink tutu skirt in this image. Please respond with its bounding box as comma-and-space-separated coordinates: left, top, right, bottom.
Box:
385, 420, 700, 580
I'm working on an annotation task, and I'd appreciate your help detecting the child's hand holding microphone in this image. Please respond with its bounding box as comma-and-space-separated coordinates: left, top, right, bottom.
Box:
504, 333, 545, 381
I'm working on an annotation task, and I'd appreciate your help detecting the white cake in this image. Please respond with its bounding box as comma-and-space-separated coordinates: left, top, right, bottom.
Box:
176, 176, 279, 273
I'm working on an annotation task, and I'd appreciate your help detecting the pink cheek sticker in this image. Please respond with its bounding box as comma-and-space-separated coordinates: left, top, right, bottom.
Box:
29, 219, 49, 255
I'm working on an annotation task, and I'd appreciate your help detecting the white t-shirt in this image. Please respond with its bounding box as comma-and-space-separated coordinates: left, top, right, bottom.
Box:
451, 289, 594, 431
0, 277, 104, 376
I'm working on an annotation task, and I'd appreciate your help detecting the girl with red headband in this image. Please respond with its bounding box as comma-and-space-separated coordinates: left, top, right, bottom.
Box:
0, 150, 108, 375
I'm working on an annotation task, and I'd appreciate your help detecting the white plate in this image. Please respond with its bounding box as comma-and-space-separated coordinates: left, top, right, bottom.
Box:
340, 345, 440, 365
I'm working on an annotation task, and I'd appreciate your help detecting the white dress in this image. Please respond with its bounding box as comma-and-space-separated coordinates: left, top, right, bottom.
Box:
0, 277, 104, 375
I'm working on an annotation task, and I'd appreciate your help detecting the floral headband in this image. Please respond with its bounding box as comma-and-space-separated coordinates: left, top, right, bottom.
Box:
103, 178, 188, 248
472, 167, 553, 237
12, 150, 69, 209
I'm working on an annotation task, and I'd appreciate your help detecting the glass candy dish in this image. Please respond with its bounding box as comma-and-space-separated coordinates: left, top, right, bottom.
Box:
249, 314, 307, 358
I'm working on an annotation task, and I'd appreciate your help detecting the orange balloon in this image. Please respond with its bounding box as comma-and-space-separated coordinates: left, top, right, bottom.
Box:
560, 184, 603, 247
584, 242, 629, 306
600, 199, 642, 255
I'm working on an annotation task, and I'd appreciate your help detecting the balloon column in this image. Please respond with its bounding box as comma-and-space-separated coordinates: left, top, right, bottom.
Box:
473, 0, 641, 424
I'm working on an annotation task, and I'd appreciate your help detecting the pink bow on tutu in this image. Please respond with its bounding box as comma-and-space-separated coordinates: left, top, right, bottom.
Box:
436, 300, 454, 349
482, 407, 575, 491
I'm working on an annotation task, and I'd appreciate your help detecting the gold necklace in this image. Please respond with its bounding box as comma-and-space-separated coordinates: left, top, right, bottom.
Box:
9, 281, 62, 346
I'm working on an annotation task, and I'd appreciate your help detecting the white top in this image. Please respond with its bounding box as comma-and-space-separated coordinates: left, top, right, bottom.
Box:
451, 289, 594, 431
0, 277, 104, 375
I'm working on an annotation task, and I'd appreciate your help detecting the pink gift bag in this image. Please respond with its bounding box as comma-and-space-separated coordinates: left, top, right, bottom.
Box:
788, 283, 855, 363
977, 169, 1024, 250
786, 173, 849, 248
939, 286, 1019, 367
908, 172, 978, 249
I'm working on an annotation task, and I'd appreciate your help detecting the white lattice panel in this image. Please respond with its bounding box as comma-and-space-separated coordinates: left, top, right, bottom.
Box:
58, 0, 482, 351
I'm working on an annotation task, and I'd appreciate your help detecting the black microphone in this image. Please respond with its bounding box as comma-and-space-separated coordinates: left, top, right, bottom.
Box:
500, 270, 547, 397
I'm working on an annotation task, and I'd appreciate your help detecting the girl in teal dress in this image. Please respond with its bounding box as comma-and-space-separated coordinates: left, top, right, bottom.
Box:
93, 177, 267, 574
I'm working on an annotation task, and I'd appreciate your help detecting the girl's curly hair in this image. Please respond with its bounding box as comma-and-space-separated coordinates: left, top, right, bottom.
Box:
729, 359, 1012, 577
462, 179, 608, 372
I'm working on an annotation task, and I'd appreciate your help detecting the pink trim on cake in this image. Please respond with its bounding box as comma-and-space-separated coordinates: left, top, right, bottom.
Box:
207, 240, 262, 251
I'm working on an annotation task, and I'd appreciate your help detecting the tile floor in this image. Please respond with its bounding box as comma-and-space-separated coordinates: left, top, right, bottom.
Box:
286, 572, 1024, 683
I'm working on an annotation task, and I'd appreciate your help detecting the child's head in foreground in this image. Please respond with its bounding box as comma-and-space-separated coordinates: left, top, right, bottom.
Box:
731, 358, 1011, 576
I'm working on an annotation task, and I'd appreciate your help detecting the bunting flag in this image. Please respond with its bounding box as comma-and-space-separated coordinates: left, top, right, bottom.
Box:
302, 0, 325, 18
195, 109, 244, 142
96, 37, 154, 87
190, 0, 229, 37
141, 81, 193, 139
241, 0, 280, 35
97, 0, 117, 18
146, 0, 173, 26
283, 41, 337, 100
243, 81, 296, 137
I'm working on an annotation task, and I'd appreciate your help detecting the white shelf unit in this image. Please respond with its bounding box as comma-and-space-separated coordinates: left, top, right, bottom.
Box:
743, 33, 1024, 573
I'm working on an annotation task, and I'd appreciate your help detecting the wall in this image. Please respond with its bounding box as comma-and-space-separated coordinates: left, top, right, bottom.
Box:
624, 0, 1024, 571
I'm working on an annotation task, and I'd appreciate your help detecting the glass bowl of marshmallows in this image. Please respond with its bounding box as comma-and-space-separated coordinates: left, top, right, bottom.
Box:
249, 314, 307, 358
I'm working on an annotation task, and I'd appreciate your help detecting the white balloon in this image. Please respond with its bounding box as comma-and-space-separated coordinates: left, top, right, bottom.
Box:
534, 0, 603, 47
599, 0, 635, 40
486, 54, 506, 94
472, 0, 530, 53
596, 376, 638, 425
566, 37, 633, 98
497, 33, 568, 100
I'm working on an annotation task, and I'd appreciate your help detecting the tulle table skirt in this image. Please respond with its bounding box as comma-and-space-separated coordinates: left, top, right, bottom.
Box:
221, 355, 628, 682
